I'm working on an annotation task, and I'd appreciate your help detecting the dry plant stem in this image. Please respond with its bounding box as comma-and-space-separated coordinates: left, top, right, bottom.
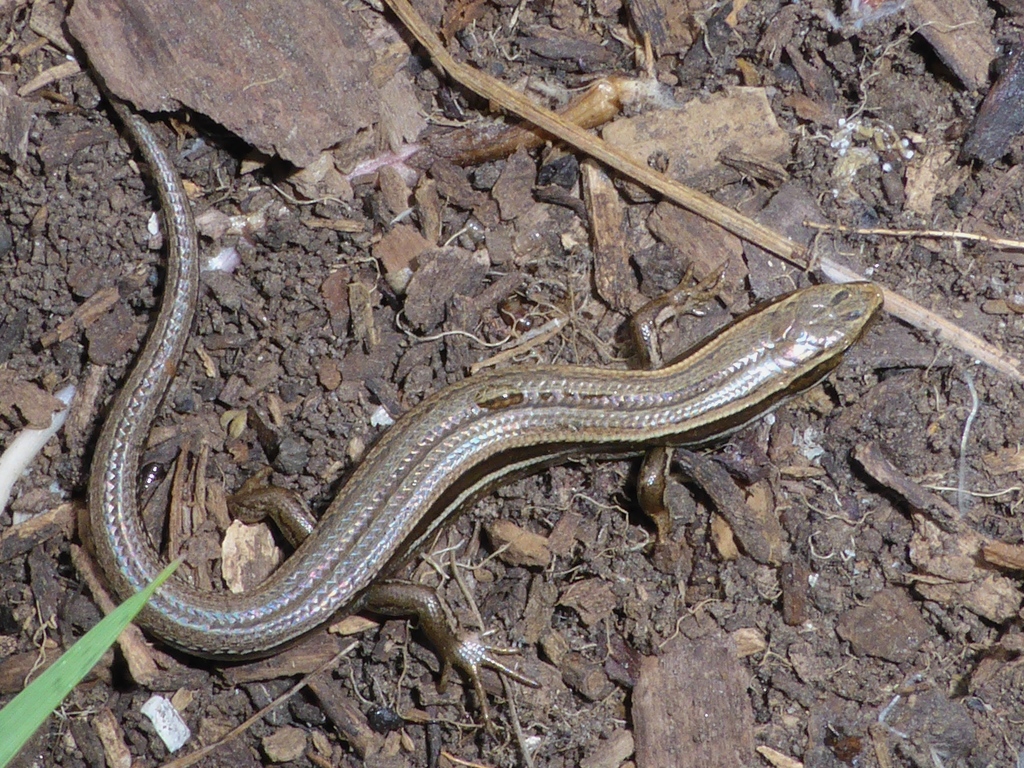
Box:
382, 0, 1024, 383
805, 221, 1024, 252
450, 77, 628, 165
382, 0, 803, 264
441, 751, 497, 768
502, 673, 534, 768
819, 260, 1024, 383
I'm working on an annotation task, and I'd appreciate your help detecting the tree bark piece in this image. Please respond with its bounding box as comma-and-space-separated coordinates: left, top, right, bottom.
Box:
633, 632, 755, 768
68, 0, 378, 166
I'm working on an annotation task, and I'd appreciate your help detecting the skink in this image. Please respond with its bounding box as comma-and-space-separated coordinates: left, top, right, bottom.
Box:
87, 104, 883, 661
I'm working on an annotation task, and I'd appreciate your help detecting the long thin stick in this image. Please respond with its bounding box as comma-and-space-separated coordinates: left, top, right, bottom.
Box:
382, 0, 1024, 383
383, 0, 805, 265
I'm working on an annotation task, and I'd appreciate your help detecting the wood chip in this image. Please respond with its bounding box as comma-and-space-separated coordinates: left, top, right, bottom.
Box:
377, 70, 428, 152
779, 561, 811, 627
93, 707, 132, 768
560, 651, 615, 701
402, 247, 489, 331
39, 285, 119, 348
71, 545, 162, 686
634, 632, 755, 767
485, 518, 551, 568
288, 152, 354, 202
223, 632, 350, 684
0, 373, 68, 428
518, 25, 616, 69
306, 669, 383, 759
558, 578, 617, 627
521, 578, 558, 645
674, 449, 787, 565
372, 223, 432, 293
262, 726, 307, 763
756, 745, 803, 768
962, 44, 1024, 162
491, 146, 537, 221
84, 301, 142, 365
731, 627, 767, 658
583, 160, 645, 313
413, 177, 441, 245
545, 509, 582, 556
852, 442, 961, 533
710, 513, 740, 560
221, 520, 281, 593
603, 87, 790, 193
904, 0, 996, 92
579, 729, 635, 768
320, 268, 352, 334
378, 164, 412, 220
0, 503, 75, 562
348, 280, 379, 350
903, 147, 968, 217
646, 202, 746, 291
0, 82, 35, 165
853, 442, 1022, 623
911, 517, 1022, 623
981, 539, 1024, 571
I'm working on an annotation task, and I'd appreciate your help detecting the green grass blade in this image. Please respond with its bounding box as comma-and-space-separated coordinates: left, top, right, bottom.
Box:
0, 560, 179, 768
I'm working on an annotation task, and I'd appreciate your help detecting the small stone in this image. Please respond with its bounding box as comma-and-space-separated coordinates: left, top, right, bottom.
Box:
272, 436, 309, 475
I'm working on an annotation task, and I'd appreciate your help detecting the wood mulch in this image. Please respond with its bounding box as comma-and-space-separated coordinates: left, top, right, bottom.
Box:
2, 0, 1023, 766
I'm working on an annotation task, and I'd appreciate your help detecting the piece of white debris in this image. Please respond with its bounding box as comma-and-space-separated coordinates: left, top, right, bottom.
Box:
0, 384, 75, 514
140, 695, 191, 753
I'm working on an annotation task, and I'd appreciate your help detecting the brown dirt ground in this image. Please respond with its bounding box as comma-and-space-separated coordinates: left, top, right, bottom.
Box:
2, 1, 1024, 767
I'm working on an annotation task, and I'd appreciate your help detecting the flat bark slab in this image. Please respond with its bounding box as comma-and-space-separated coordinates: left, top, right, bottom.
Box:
633, 632, 755, 768
905, 0, 996, 93
602, 87, 790, 193
67, 0, 377, 166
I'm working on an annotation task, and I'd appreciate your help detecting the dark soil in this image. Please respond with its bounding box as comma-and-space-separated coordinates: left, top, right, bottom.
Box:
2, 1, 1023, 767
